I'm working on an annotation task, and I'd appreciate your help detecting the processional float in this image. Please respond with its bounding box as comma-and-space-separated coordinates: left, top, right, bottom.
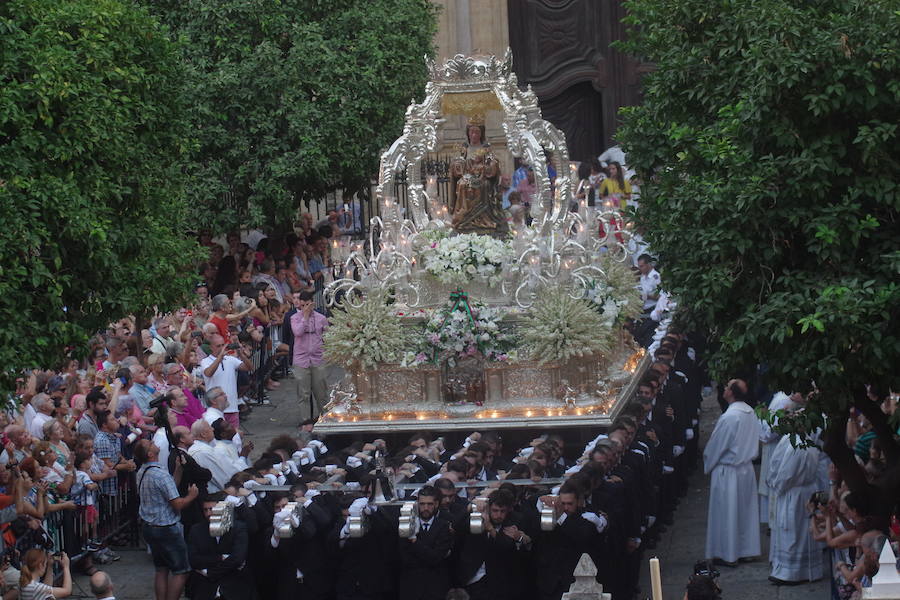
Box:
317, 50, 648, 434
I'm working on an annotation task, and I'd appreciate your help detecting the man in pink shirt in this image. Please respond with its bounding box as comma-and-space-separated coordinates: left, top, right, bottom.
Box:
290, 291, 329, 415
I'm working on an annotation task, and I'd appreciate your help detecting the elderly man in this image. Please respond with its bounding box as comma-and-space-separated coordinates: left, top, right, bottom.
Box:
162, 364, 204, 423
90, 571, 115, 600
135, 439, 198, 600
102, 336, 130, 372
187, 420, 238, 493
128, 364, 157, 415
150, 318, 180, 357
704, 378, 761, 566
200, 335, 252, 429
4, 425, 32, 462
28, 393, 54, 440
208, 294, 255, 343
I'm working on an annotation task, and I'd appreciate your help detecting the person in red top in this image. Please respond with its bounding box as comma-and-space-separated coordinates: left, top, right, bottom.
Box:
208, 294, 255, 343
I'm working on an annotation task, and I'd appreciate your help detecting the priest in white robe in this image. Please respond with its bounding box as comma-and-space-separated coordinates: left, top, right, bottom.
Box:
758, 391, 798, 524
766, 433, 825, 584
704, 378, 761, 564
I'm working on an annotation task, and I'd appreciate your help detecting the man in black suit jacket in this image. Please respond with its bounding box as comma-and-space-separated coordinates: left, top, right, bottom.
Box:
456, 489, 531, 600
187, 493, 252, 600
398, 486, 453, 600
531, 484, 604, 600
273, 492, 335, 600
327, 495, 396, 600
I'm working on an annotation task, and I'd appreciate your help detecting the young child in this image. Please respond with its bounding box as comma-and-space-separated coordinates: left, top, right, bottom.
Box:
70, 452, 100, 550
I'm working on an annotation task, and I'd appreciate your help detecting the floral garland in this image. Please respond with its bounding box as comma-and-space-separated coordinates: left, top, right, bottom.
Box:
323, 292, 409, 370
403, 293, 515, 367
422, 233, 511, 286
520, 287, 611, 364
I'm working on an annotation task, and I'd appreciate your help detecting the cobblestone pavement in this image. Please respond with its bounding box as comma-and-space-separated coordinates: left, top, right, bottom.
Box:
637, 391, 829, 600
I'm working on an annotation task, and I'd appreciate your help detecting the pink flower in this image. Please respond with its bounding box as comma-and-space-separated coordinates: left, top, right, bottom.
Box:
429, 334, 441, 344
415, 353, 428, 362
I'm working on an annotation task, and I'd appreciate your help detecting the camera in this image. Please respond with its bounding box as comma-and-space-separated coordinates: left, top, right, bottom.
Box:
191, 331, 203, 339
693, 560, 719, 580
227, 343, 241, 350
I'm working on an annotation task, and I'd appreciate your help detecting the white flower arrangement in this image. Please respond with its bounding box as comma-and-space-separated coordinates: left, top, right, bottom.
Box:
403, 299, 515, 368
520, 287, 612, 363
422, 233, 511, 287
323, 292, 410, 370
587, 254, 642, 325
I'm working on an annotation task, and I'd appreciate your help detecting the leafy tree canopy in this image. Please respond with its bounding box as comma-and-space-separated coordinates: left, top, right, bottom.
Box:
0, 0, 201, 388
617, 0, 900, 504
145, 0, 438, 232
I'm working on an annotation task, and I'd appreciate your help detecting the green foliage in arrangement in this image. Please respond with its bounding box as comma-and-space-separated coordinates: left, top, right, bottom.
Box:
521, 288, 611, 364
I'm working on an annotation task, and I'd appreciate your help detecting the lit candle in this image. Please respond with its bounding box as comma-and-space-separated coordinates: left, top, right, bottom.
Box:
649, 557, 663, 600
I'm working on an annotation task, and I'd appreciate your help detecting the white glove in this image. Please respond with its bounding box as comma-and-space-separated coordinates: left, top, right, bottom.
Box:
346, 456, 363, 468
685, 429, 694, 441
225, 495, 244, 507
339, 518, 351, 540
647, 515, 656, 528
325, 464, 337, 474
243, 480, 262, 490
673, 445, 684, 457
263, 473, 279, 486
348, 497, 368, 517
291, 451, 306, 465
581, 511, 608, 533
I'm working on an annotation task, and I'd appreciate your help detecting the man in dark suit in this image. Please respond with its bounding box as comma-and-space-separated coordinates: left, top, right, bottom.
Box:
327, 494, 396, 600
531, 483, 604, 600
187, 492, 252, 600
398, 486, 453, 600
273, 487, 335, 600
456, 489, 531, 600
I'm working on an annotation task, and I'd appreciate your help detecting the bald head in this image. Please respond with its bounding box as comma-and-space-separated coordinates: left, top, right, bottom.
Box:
90, 570, 112, 597
191, 419, 214, 442
724, 378, 748, 404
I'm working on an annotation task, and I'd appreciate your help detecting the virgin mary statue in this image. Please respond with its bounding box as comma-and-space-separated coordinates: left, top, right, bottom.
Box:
449, 120, 508, 238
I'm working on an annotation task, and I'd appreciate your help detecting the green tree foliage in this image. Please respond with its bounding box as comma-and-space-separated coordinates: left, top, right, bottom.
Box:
0, 0, 201, 387
145, 0, 438, 232
617, 0, 900, 508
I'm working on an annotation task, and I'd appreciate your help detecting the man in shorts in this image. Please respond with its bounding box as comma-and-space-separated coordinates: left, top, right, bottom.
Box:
135, 439, 199, 600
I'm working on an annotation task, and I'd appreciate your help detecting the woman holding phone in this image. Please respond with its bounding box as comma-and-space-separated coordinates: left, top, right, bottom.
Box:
19, 548, 72, 599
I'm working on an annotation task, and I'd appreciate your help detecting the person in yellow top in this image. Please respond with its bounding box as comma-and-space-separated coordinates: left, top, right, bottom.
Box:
598, 161, 632, 207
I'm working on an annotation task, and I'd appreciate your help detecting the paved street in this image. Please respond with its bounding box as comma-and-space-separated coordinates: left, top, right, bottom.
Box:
637, 392, 829, 600
72, 372, 328, 599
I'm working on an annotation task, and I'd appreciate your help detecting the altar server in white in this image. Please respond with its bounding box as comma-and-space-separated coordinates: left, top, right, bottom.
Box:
758, 391, 798, 524
766, 432, 825, 584
704, 379, 761, 564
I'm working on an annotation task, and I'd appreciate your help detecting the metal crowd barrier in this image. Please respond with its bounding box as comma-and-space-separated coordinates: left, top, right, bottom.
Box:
42, 473, 138, 562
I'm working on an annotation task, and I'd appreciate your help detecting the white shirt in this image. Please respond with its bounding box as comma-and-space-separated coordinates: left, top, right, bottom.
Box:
203, 407, 226, 426
23, 403, 37, 433
152, 428, 170, 471
200, 355, 243, 413
188, 440, 238, 492
29, 412, 53, 440
639, 268, 661, 310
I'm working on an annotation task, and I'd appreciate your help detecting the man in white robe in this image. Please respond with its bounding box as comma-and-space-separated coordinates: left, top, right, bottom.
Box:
766, 433, 825, 584
704, 378, 761, 564
758, 391, 799, 524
